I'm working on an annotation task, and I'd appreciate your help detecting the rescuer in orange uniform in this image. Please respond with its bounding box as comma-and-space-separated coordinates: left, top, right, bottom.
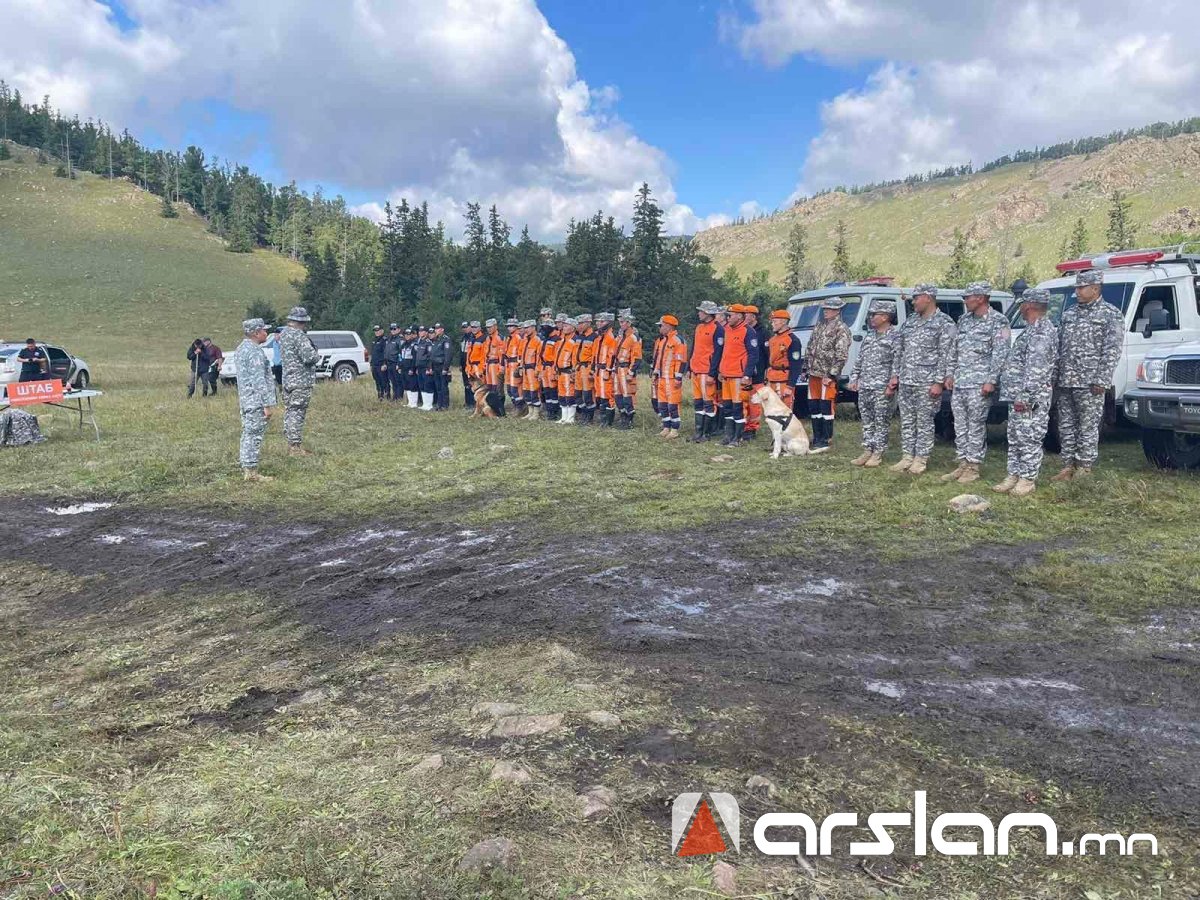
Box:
504, 317, 526, 417
613, 309, 643, 430
481, 318, 507, 417
539, 313, 562, 420
593, 312, 618, 427
766, 309, 804, 410
519, 320, 543, 420
649, 328, 664, 421
466, 321, 487, 403
689, 300, 723, 442
554, 317, 581, 424
742, 305, 769, 441
575, 313, 597, 425
717, 304, 760, 446
653, 314, 689, 439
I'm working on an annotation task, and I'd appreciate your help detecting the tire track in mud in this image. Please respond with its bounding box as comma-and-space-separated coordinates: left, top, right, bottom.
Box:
8, 498, 1200, 820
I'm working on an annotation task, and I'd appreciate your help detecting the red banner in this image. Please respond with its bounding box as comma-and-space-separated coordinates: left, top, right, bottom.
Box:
6, 379, 65, 405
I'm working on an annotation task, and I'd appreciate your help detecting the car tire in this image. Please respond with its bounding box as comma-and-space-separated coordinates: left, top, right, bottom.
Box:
222, 377, 236, 387
74, 370, 89, 389
1142, 427, 1200, 470
333, 363, 357, 383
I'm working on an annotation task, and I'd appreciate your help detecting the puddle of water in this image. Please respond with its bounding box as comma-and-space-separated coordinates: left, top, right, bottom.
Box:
866, 681, 905, 699
96, 534, 127, 545
319, 558, 349, 568
46, 502, 114, 516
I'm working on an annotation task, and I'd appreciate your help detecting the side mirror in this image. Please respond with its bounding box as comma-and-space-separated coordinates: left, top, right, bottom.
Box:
1144, 308, 1170, 338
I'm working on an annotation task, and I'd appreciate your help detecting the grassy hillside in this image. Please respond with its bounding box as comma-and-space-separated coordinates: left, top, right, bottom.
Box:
0, 142, 302, 372
696, 134, 1200, 285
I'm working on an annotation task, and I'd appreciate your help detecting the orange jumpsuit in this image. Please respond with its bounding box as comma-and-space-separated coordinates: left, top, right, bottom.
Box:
654, 330, 688, 430
467, 332, 487, 383
504, 330, 525, 402
767, 330, 804, 409
594, 326, 619, 425
521, 332, 544, 403
555, 332, 581, 405
539, 326, 561, 417
690, 321, 722, 418
717, 322, 755, 427
484, 328, 505, 390
614, 327, 643, 420
576, 326, 597, 418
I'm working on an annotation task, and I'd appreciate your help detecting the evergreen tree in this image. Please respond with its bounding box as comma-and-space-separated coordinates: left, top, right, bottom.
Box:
943, 228, 988, 287
245, 299, 278, 324
831, 221, 851, 281
0, 142, 10, 161
627, 182, 664, 319
1106, 190, 1138, 251
783, 222, 809, 294
1058, 216, 1089, 260
160, 194, 178, 218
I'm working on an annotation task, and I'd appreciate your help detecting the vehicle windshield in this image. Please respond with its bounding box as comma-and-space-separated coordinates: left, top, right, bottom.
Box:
1007, 282, 1134, 328
791, 295, 863, 329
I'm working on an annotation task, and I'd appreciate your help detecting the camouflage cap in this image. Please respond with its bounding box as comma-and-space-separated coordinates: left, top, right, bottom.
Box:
596, 311, 615, 322
1021, 288, 1052, 306
242, 317, 267, 334
912, 283, 938, 297
964, 280, 992, 297
563, 316, 578, 327
576, 312, 593, 323
521, 319, 536, 328
286, 306, 312, 322
697, 300, 721, 315
485, 317, 498, 327
822, 297, 846, 310
868, 300, 896, 316
554, 312, 568, 323
469, 320, 481, 328
539, 307, 553, 317
505, 317, 519, 326
1076, 269, 1104, 286
618, 308, 634, 321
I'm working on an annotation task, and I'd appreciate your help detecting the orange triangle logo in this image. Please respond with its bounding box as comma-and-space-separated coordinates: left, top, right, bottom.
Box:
676, 799, 728, 857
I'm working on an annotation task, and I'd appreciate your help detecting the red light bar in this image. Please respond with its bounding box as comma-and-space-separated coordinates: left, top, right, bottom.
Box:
1055, 259, 1093, 272
1107, 250, 1163, 267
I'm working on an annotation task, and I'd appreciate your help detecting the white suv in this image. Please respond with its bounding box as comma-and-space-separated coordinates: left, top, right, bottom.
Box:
221, 330, 369, 384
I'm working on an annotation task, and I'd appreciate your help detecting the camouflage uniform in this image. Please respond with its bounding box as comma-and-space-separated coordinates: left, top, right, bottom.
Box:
948, 284, 1010, 464
279, 308, 319, 447
0, 408, 46, 446
848, 308, 900, 452
1056, 271, 1124, 468
896, 286, 957, 458
233, 320, 275, 469
1000, 294, 1059, 480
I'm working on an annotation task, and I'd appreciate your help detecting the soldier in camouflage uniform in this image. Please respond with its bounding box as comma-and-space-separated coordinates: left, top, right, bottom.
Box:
233, 318, 275, 482
995, 289, 1059, 497
1053, 269, 1124, 480
804, 297, 852, 453
890, 283, 956, 475
941, 281, 1010, 484
847, 300, 900, 467
279, 306, 319, 456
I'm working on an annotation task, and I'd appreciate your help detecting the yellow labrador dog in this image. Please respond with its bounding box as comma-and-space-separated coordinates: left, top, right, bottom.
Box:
750, 386, 810, 458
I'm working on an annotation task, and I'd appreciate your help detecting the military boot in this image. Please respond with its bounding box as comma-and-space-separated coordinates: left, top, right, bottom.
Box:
889, 454, 914, 473
1010, 477, 1037, 497
850, 451, 871, 466
940, 463, 966, 482
993, 474, 1019, 493
1072, 466, 1093, 479
863, 451, 884, 468
287, 445, 312, 458
908, 456, 928, 475
956, 463, 981, 484
1050, 466, 1076, 483
243, 469, 274, 483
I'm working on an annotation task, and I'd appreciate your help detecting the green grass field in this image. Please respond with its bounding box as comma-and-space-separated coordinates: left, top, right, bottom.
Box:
2, 140, 1198, 899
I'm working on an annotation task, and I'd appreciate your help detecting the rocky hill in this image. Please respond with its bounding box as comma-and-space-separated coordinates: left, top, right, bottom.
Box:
695, 134, 1200, 287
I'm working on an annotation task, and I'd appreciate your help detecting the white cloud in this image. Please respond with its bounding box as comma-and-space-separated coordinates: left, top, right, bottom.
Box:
0, 0, 716, 239
730, 0, 1200, 196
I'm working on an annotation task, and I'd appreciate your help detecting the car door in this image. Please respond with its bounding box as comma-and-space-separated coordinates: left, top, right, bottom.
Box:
44, 345, 73, 382
1125, 281, 1186, 395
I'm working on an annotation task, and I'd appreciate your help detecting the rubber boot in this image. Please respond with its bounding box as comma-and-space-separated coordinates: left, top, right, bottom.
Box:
957, 463, 981, 485
850, 451, 871, 466
940, 463, 966, 482
420, 392, 435, 411
720, 419, 736, 446
406, 390, 419, 407
864, 451, 884, 468
889, 453, 914, 473
993, 474, 1019, 493
732, 421, 745, 446
1010, 477, 1037, 497
562, 406, 576, 424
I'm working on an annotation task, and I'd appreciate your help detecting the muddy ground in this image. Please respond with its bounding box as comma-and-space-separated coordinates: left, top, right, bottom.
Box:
7, 498, 1199, 828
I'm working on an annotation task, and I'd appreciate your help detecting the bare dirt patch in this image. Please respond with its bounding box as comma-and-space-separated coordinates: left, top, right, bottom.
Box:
3, 498, 1197, 822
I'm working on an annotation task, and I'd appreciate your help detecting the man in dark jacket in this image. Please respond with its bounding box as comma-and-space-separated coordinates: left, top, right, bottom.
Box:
196, 338, 223, 396
414, 325, 435, 411
384, 324, 402, 401
431, 323, 452, 411
369, 325, 389, 400
458, 322, 474, 407
187, 338, 205, 397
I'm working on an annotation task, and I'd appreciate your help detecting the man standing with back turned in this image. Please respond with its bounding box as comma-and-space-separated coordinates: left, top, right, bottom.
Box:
279, 306, 319, 457
233, 318, 275, 483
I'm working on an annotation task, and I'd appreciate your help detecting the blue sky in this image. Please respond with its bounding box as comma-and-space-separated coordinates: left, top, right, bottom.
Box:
8, 0, 1198, 238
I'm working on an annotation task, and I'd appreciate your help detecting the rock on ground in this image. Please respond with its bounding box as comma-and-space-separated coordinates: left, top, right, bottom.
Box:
457, 837, 517, 874
490, 760, 532, 784
409, 753, 444, 774
948, 493, 991, 514
746, 774, 778, 797
585, 710, 621, 727
578, 785, 616, 819
710, 454, 735, 463
471, 701, 522, 719
713, 861, 737, 896
436, 446, 454, 460
490, 713, 564, 738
